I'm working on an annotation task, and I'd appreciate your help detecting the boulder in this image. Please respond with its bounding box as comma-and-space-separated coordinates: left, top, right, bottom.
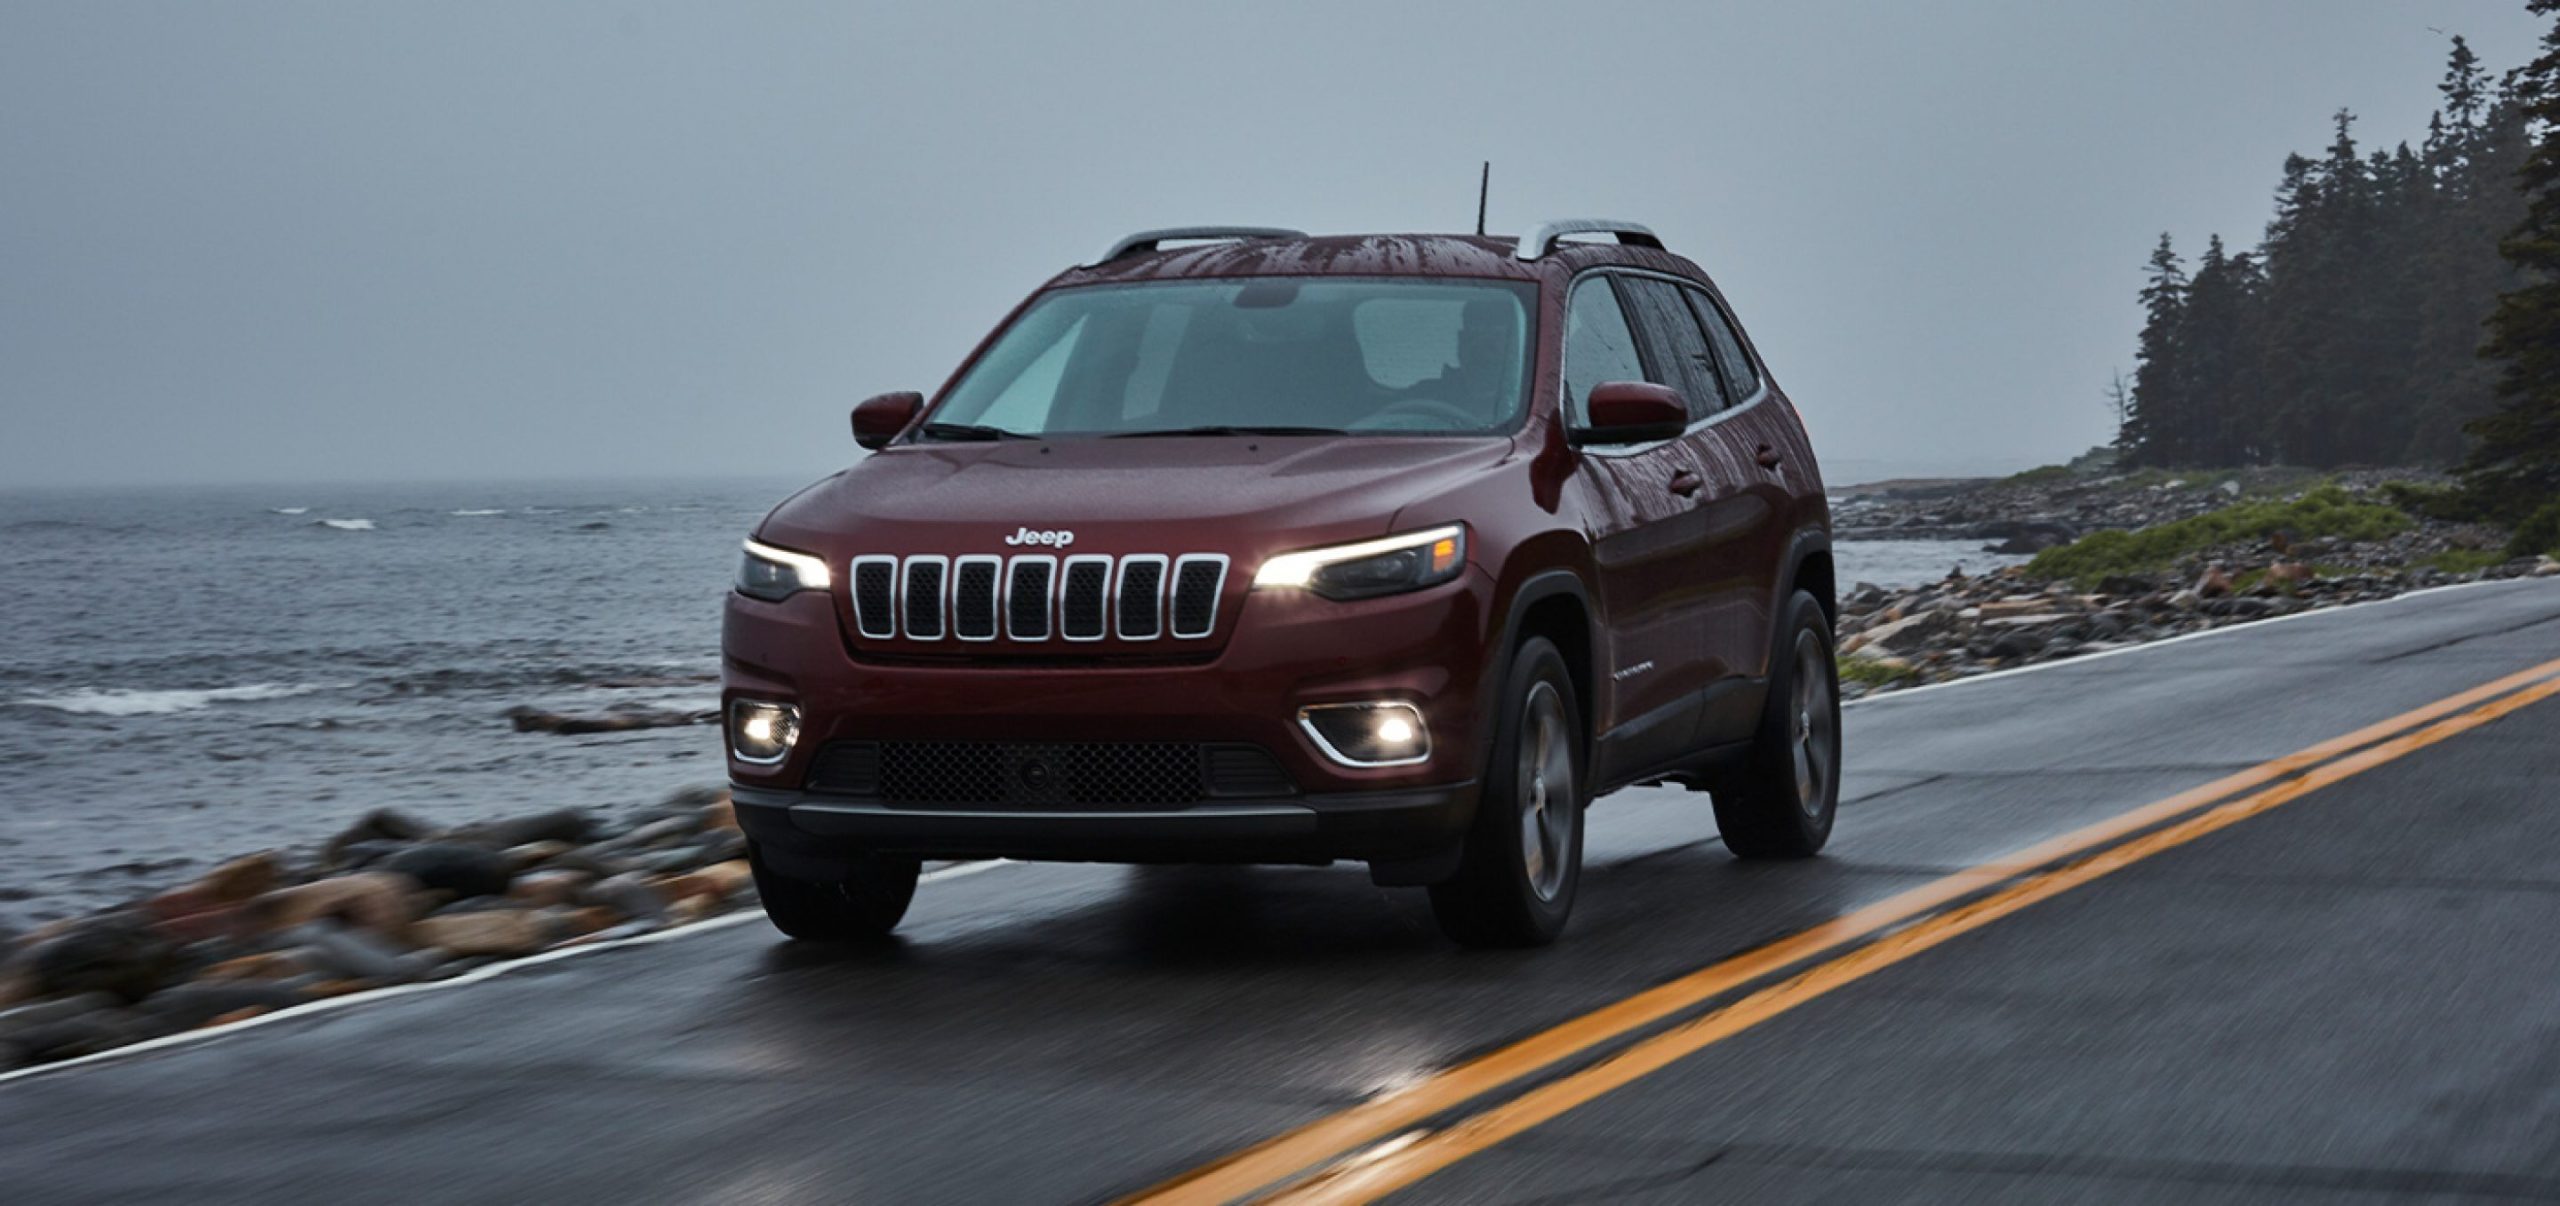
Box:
475, 809, 599, 848
509, 869, 593, 909
500, 840, 576, 871
199, 853, 283, 904
657, 860, 753, 909
248, 872, 419, 942
381, 843, 513, 900
288, 921, 431, 983
2094, 573, 2157, 598
19, 914, 176, 1002
325, 808, 435, 866
2264, 562, 2315, 589
2196, 567, 2234, 599
586, 873, 667, 923
411, 910, 547, 957
504, 706, 710, 736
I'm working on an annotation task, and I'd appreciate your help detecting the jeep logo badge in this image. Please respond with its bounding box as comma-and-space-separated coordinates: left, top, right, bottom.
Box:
1004, 526, 1075, 548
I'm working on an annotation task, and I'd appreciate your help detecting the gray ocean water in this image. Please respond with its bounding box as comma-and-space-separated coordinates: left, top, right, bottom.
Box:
0, 478, 2020, 923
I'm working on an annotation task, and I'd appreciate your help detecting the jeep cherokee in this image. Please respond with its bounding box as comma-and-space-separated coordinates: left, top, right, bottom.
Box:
724, 222, 1839, 947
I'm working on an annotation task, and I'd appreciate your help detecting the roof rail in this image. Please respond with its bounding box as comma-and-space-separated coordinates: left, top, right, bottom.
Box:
1089, 226, 1307, 267
1514, 219, 1663, 261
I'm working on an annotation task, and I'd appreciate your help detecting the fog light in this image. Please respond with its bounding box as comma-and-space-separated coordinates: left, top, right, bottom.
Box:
1299, 701, 1431, 767
728, 699, 801, 765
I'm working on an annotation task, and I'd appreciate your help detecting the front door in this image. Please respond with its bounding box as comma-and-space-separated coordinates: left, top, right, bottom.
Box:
1561, 273, 1712, 778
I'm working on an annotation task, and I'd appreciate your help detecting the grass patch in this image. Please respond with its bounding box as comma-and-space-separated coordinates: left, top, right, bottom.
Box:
2425, 548, 2508, 576
2027, 485, 2410, 586
1838, 657, 1923, 689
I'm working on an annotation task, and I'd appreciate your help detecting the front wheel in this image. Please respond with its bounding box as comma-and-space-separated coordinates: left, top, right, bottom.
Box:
748, 842, 920, 941
1429, 636, 1585, 947
1712, 590, 1841, 858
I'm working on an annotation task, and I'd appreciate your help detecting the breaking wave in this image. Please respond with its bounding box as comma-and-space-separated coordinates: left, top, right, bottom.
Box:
451, 508, 506, 517
270, 507, 310, 516
16, 683, 322, 717
316, 518, 376, 531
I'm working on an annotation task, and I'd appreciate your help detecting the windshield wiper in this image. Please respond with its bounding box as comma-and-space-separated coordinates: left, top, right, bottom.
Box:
1105, 425, 1350, 438
918, 421, 1035, 442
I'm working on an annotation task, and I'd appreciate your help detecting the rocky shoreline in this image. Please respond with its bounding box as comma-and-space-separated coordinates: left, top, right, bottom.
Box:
0, 789, 764, 1073
1831, 464, 2558, 698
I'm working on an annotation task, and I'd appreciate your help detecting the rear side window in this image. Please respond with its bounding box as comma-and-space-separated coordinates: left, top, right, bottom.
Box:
1561, 277, 1647, 427
1686, 291, 1762, 399
1617, 277, 1729, 420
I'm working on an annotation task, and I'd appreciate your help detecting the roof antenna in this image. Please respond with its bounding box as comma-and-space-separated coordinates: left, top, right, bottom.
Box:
1475, 161, 1490, 236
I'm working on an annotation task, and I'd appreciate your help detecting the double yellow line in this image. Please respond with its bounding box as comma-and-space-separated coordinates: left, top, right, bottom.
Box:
1125, 655, 2560, 1205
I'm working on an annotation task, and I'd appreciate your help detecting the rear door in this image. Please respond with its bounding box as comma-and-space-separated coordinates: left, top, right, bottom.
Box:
1618, 275, 1781, 697
1682, 285, 1798, 687
1562, 273, 1711, 777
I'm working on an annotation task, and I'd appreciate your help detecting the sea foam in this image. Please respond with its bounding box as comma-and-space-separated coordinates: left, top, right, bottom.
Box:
316, 518, 376, 531
16, 683, 319, 717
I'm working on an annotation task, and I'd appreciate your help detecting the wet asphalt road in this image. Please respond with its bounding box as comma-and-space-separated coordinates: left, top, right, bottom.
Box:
6, 578, 2560, 1204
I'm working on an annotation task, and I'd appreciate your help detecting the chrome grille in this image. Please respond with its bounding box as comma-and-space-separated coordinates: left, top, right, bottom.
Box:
846, 552, 1230, 644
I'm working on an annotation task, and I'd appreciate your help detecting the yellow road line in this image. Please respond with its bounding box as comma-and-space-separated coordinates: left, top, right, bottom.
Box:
1271, 671, 2560, 1203
1123, 656, 2560, 1206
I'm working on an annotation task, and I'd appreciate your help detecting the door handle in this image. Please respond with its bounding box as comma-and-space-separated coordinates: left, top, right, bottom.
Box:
1754, 445, 1784, 470
1668, 469, 1703, 497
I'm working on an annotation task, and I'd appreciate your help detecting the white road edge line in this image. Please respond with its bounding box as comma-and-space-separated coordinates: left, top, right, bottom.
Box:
1840, 576, 2527, 709
0, 859, 1014, 1087
6, 575, 2547, 1086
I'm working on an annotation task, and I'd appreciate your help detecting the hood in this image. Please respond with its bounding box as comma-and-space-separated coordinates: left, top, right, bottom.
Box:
760, 435, 1514, 557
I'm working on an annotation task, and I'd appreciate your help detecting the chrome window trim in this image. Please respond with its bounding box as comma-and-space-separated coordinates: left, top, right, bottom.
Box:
1003, 554, 1058, 642
899, 554, 950, 641
1168, 553, 1230, 639
1059, 554, 1114, 642
951, 554, 1004, 642
1113, 553, 1170, 641
1296, 702, 1434, 768
848, 554, 901, 640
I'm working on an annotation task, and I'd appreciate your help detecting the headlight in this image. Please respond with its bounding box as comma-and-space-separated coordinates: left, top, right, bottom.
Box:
737, 539, 832, 602
1253, 524, 1466, 601
728, 699, 801, 764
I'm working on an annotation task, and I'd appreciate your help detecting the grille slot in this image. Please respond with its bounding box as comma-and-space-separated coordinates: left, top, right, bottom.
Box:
807, 740, 1293, 807
1170, 555, 1227, 639
953, 556, 1001, 641
1006, 557, 1054, 641
1116, 555, 1166, 640
901, 557, 947, 640
851, 557, 898, 639
1061, 557, 1111, 640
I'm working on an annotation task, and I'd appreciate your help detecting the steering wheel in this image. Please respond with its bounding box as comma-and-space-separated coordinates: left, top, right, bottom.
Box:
1362, 397, 1483, 430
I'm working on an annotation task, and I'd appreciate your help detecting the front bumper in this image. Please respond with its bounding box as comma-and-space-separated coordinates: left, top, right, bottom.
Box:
733, 781, 1477, 871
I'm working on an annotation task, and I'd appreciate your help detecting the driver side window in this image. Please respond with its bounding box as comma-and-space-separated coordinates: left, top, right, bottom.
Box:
1562, 276, 1646, 428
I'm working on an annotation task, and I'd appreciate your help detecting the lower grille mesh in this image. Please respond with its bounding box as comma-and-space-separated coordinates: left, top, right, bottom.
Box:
805, 741, 1294, 807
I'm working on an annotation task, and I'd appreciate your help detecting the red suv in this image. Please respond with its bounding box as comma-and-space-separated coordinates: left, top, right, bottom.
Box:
724, 223, 1839, 946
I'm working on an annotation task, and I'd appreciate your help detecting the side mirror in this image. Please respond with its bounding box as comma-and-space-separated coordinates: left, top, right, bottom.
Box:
1572, 381, 1689, 446
851, 391, 924, 450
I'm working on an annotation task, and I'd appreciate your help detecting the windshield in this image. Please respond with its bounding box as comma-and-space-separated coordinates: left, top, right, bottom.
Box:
924, 278, 1537, 439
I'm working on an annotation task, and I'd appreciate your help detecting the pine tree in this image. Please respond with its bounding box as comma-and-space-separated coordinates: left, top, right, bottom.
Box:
2464, 2, 2560, 525
2123, 234, 2191, 465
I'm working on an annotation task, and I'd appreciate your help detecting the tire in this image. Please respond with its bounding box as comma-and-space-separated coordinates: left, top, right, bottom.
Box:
1429, 636, 1585, 948
1713, 590, 1841, 859
747, 842, 921, 941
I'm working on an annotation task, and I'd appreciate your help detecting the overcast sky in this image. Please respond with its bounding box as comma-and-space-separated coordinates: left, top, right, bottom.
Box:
2, 1, 2547, 488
